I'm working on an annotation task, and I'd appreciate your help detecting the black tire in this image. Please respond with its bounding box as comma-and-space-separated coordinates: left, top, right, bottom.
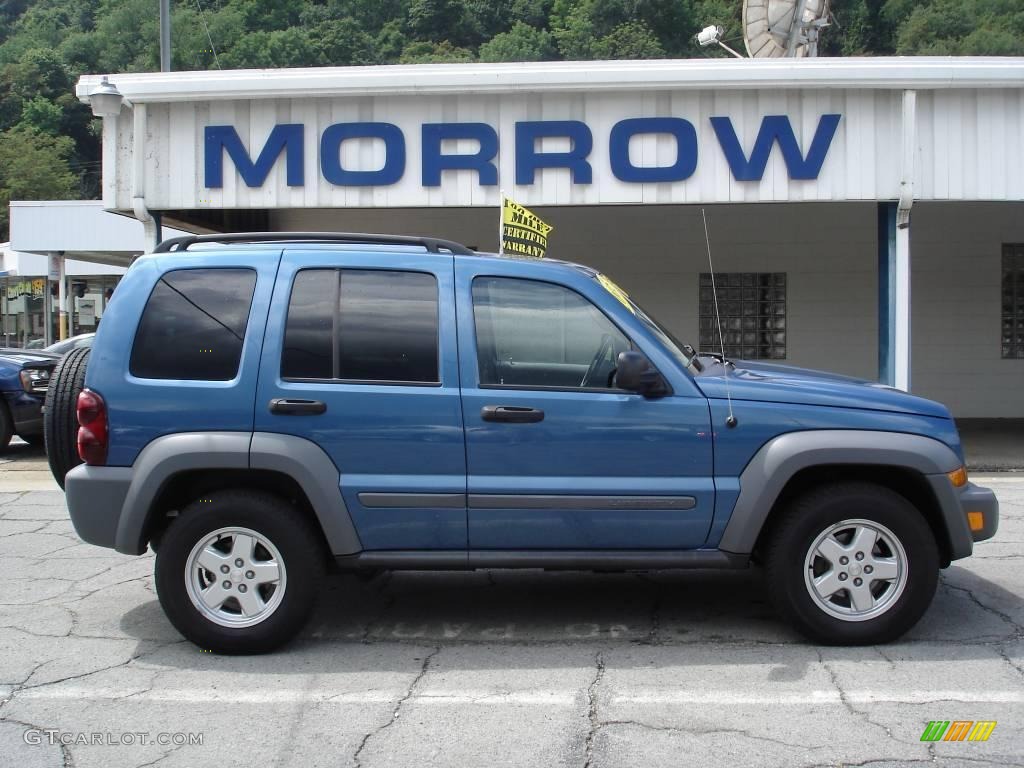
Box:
764, 482, 939, 645
43, 347, 90, 489
155, 489, 325, 654
0, 403, 12, 455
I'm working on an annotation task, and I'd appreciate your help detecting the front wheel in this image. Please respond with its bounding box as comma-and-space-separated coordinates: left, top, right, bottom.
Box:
764, 482, 939, 645
155, 489, 325, 654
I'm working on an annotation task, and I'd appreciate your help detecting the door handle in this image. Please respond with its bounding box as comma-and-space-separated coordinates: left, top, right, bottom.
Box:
269, 398, 327, 415
481, 405, 544, 423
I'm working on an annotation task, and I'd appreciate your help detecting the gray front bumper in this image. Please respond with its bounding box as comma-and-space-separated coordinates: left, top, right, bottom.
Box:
961, 481, 999, 543
64, 464, 133, 550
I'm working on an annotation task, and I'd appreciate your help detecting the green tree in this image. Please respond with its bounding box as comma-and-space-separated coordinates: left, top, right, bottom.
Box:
0, 126, 79, 239
551, 0, 695, 60
399, 40, 475, 63
885, 0, 1024, 55
20, 95, 63, 134
479, 22, 556, 62
592, 20, 665, 58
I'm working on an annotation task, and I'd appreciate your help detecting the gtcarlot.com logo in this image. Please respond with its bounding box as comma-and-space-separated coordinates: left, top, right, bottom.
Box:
920, 721, 997, 742
24, 729, 204, 747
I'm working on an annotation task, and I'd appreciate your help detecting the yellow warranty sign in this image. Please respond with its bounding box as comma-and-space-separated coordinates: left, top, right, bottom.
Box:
597, 273, 635, 314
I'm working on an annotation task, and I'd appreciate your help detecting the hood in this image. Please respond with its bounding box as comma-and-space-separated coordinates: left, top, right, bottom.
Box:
0, 349, 60, 366
693, 359, 951, 419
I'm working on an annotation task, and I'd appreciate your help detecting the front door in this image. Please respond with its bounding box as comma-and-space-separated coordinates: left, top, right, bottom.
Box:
255, 249, 466, 551
456, 259, 715, 550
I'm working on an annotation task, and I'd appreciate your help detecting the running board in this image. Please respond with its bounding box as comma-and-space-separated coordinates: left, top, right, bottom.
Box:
334, 550, 749, 571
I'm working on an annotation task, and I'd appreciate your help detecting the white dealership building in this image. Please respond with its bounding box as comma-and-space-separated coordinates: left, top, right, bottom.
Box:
74, 57, 1024, 417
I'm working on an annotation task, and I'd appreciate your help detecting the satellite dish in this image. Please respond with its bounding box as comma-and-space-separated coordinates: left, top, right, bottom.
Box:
743, 0, 830, 58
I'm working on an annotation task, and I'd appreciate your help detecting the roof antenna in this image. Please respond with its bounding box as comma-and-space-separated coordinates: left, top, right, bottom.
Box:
702, 208, 737, 429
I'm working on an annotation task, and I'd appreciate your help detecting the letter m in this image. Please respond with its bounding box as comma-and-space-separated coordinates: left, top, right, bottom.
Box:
968, 721, 997, 741
944, 721, 973, 741
205, 124, 304, 188
920, 721, 949, 741
711, 114, 841, 181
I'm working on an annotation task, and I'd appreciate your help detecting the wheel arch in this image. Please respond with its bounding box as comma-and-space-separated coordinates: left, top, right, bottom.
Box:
718, 430, 971, 565
115, 432, 362, 556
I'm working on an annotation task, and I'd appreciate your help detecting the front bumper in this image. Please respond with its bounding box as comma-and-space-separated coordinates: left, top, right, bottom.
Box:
64, 464, 133, 550
2, 389, 45, 436
960, 481, 999, 543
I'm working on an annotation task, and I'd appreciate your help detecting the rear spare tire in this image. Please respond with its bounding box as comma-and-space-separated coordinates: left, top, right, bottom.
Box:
44, 347, 90, 489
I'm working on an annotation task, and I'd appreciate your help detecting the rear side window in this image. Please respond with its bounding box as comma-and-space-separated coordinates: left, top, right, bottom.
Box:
130, 268, 257, 381
282, 269, 439, 384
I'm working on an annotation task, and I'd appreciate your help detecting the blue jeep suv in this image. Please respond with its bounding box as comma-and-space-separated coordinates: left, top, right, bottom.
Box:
57, 232, 998, 653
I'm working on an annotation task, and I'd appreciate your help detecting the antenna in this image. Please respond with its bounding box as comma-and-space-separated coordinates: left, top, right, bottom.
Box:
702, 209, 737, 429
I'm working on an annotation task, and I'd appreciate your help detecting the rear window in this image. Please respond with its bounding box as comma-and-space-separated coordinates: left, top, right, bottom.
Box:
130, 268, 257, 381
282, 268, 439, 384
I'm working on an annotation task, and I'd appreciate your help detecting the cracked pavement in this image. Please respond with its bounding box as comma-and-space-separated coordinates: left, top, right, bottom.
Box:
0, 444, 1021, 767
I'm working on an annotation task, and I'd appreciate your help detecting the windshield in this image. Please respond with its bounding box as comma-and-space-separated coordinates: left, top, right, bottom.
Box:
593, 274, 696, 369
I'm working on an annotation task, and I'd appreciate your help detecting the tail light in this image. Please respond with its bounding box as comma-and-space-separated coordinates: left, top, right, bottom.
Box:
77, 389, 108, 465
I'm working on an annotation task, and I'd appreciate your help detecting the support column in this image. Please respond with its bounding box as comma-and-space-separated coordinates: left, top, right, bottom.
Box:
57, 254, 67, 341
893, 216, 911, 391
893, 89, 916, 393
877, 202, 896, 386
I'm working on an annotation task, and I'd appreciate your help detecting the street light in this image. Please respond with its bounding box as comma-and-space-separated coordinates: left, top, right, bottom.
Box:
88, 77, 124, 118
695, 25, 746, 59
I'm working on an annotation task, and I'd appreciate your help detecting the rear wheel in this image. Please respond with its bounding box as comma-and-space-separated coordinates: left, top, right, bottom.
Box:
764, 482, 939, 645
43, 347, 90, 489
155, 489, 325, 654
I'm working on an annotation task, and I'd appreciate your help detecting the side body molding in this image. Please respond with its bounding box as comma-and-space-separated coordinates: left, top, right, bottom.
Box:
250, 432, 362, 555
115, 431, 362, 556
718, 430, 968, 557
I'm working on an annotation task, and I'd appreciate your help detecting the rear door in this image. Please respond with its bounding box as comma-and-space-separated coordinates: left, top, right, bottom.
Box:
254, 248, 466, 551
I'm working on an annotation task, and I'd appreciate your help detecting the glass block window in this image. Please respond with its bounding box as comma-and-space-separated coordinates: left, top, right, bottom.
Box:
1003, 245, 1024, 359
699, 272, 786, 360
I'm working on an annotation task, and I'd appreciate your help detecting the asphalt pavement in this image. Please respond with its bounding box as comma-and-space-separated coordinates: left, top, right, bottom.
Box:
0, 442, 1021, 768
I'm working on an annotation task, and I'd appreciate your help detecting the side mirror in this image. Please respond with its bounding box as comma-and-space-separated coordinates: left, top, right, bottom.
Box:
614, 351, 669, 397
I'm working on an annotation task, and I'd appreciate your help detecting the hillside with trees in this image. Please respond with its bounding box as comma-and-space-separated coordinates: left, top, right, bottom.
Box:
1, 0, 1022, 239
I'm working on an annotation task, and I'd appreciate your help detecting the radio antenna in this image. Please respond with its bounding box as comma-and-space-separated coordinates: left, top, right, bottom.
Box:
702, 208, 737, 428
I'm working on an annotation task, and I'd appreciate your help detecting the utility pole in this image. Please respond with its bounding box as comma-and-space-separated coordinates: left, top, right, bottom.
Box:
159, 0, 171, 72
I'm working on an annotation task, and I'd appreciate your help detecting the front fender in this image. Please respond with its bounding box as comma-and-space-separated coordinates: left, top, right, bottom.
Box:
717, 430, 971, 559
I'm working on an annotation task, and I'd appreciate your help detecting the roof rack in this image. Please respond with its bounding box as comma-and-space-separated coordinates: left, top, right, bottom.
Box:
152, 232, 476, 255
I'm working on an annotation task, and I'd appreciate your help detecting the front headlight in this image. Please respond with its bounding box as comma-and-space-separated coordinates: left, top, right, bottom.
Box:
19, 368, 50, 394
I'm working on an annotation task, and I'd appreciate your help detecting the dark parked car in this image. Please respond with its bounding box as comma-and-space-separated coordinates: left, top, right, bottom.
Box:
0, 349, 59, 449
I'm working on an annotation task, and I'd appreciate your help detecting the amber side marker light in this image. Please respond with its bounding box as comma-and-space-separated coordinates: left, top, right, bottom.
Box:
948, 466, 968, 488
967, 511, 985, 533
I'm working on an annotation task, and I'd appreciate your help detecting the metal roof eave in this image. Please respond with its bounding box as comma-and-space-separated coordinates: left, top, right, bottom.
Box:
76, 57, 1024, 104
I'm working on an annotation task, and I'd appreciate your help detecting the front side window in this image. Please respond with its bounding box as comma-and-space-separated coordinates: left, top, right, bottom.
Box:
282, 269, 439, 383
130, 268, 257, 380
472, 276, 631, 389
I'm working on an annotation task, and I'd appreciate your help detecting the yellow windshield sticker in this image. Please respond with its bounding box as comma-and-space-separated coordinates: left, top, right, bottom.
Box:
597, 273, 635, 314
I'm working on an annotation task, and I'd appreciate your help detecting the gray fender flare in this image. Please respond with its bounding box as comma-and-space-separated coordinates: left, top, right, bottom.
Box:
717, 430, 971, 559
115, 431, 361, 556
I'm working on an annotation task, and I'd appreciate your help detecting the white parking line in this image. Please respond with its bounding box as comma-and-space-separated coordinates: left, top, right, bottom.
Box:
12, 688, 1024, 706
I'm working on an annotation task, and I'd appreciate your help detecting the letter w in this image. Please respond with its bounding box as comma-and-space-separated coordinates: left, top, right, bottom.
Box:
205, 124, 304, 188
711, 114, 841, 181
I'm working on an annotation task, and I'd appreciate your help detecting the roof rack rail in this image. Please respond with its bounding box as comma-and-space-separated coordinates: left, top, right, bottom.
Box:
152, 231, 476, 256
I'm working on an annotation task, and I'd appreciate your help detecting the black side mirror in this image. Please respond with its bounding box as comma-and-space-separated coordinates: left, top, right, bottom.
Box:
614, 351, 669, 397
